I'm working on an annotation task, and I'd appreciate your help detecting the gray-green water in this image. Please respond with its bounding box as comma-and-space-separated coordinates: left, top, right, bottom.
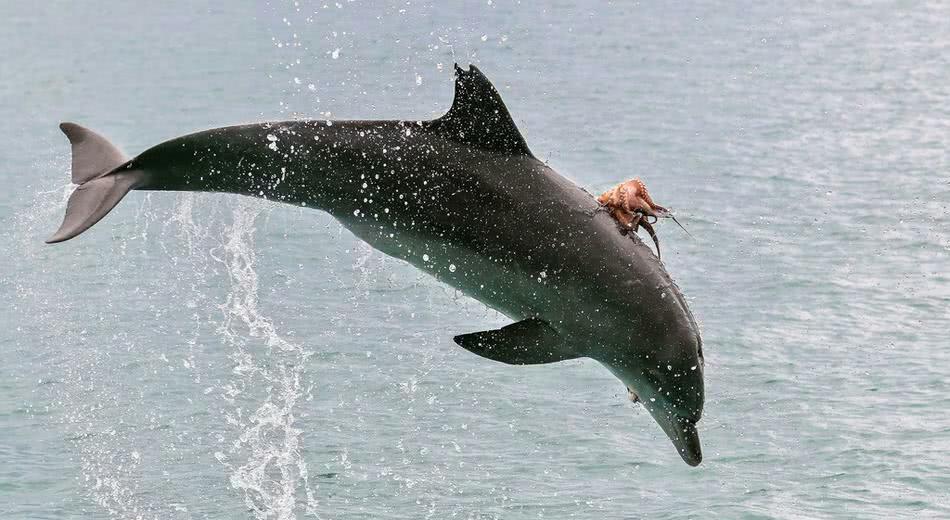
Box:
2, 1, 949, 518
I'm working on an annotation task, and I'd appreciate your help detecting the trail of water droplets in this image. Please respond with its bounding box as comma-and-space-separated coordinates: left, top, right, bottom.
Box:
206, 198, 319, 520
12, 168, 322, 518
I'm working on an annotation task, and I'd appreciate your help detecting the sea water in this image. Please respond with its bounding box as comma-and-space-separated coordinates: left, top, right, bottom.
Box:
2, 1, 949, 518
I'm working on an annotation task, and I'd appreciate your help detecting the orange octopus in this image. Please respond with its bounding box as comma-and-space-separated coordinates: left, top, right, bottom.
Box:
598, 178, 689, 259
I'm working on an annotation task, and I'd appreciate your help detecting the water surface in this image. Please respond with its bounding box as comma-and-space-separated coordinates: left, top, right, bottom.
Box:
2, 1, 949, 518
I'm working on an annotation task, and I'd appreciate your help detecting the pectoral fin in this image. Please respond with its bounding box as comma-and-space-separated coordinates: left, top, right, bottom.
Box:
453, 318, 580, 365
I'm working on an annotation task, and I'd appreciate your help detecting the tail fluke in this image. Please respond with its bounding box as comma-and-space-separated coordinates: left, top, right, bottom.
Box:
59, 123, 129, 184
46, 123, 146, 244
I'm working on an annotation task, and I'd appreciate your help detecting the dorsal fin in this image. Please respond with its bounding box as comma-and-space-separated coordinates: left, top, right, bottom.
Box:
428, 64, 533, 157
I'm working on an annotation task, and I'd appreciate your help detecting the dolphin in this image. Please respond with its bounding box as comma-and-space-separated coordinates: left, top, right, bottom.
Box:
47, 64, 705, 466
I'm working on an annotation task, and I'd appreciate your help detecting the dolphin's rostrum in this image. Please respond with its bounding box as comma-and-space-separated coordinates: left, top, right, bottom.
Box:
48, 64, 706, 466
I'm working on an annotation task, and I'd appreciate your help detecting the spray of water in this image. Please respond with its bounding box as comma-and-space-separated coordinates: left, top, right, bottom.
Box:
208, 198, 319, 519
11, 169, 168, 519
12, 164, 321, 518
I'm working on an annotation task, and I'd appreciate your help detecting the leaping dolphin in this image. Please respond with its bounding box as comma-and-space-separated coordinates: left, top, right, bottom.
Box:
47, 65, 705, 466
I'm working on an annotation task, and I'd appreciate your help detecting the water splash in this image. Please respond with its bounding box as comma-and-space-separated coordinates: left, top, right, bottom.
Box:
10, 169, 168, 519
209, 198, 319, 520
11, 166, 321, 518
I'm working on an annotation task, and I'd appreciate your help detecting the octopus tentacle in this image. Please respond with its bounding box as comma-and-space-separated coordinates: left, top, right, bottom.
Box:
598, 177, 690, 261
639, 218, 661, 259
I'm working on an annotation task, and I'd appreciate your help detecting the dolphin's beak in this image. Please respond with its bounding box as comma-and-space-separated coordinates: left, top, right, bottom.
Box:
671, 419, 703, 467
654, 413, 703, 466
603, 364, 704, 466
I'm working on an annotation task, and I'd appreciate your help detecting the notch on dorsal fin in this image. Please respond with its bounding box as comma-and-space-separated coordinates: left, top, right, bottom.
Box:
429, 64, 533, 157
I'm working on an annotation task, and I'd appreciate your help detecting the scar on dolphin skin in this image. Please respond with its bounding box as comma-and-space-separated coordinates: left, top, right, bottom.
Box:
597, 178, 691, 259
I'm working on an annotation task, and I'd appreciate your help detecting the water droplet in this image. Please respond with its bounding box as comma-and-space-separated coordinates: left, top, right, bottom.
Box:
449, 264, 456, 272
422, 254, 430, 262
